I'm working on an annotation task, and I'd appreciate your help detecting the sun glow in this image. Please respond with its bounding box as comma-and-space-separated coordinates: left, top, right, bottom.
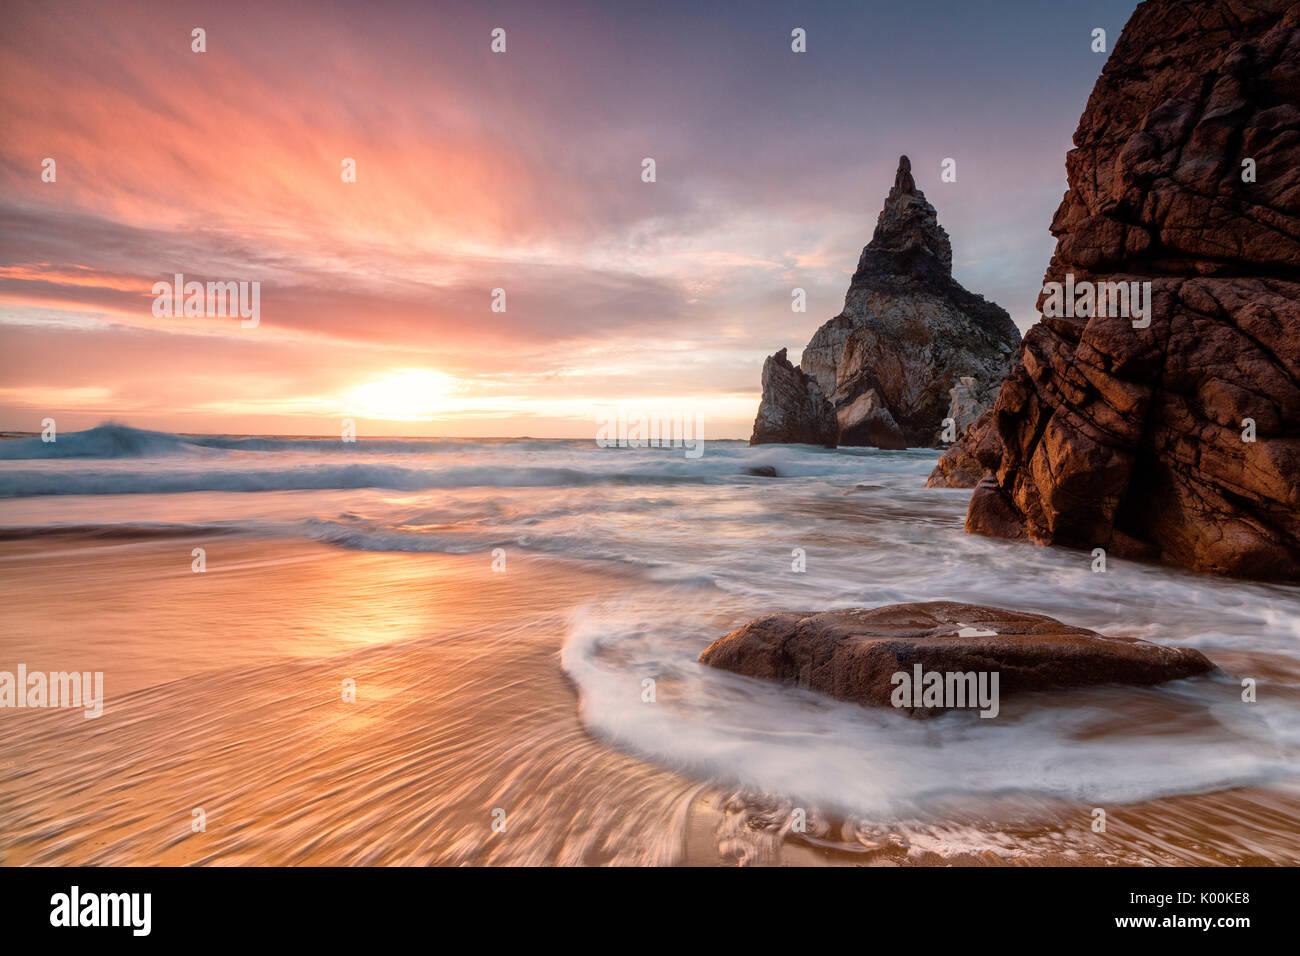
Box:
344, 369, 461, 421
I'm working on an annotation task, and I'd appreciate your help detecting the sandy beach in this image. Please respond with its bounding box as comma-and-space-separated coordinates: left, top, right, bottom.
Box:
3, 531, 1296, 867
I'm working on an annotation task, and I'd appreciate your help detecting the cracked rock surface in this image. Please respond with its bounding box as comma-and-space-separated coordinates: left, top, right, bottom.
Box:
932, 0, 1300, 580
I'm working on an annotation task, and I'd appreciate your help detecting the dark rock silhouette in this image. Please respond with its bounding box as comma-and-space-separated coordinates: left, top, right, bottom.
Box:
753, 157, 1020, 448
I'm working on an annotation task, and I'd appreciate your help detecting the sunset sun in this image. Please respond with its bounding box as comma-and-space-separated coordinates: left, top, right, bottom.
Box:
344, 368, 460, 421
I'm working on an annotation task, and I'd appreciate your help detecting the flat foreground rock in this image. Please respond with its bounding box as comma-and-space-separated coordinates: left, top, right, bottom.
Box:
699, 601, 1213, 712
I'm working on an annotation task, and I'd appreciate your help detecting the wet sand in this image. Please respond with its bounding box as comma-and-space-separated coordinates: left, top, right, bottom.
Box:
1, 535, 1297, 866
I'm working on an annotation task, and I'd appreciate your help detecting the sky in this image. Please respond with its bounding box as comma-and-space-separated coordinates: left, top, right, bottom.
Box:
0, 0, 1140, 438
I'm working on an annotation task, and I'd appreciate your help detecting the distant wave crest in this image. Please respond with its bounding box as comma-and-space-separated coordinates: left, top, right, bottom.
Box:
0, 463, 730, 497
0, 423, 202, 459
0, 423, 731, 461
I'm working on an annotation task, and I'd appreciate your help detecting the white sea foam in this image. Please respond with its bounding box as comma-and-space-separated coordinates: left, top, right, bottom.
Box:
2, 423, 1297, 815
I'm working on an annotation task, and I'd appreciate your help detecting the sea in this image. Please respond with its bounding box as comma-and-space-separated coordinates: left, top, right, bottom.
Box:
2, 423, 1297, 863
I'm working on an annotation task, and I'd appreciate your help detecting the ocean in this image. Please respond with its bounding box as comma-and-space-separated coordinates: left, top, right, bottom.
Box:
1, 423, 1298, 864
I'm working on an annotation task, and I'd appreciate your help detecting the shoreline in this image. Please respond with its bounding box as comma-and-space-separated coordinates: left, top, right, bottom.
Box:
1, 534, 1297, 866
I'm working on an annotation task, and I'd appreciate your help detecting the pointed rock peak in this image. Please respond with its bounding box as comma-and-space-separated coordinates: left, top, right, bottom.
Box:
894, 155, 915, 195
863, 154, 953, 275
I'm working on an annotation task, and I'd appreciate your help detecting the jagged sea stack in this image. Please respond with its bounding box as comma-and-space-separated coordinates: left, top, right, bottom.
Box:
751, 156, 1021, 448
749, 348, 838, 446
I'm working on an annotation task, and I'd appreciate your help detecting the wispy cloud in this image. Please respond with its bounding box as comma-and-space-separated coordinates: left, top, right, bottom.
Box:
0, 0, 1137, 436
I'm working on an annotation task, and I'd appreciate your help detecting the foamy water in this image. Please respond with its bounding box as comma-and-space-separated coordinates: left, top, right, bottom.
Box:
3, 424, 1298, 844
